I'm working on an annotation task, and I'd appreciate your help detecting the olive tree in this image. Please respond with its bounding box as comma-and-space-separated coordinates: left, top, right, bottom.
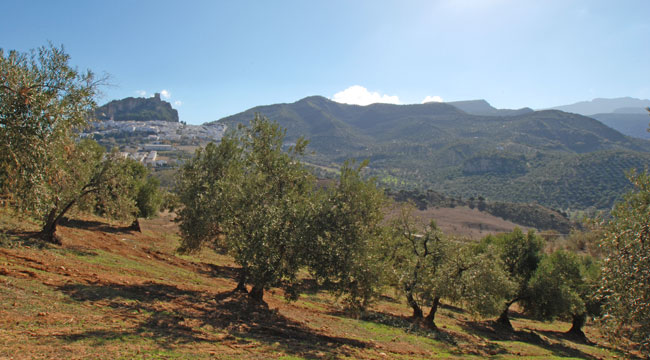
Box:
388, 204, 514, 329
599, 170, 650, 354
176, 137, 242, 255
39, 140, 148, 243
308, 160, 388, 313
0, 45, 149, 244
177, 115, 319, 302
480, 228, 544, 329
177, 117, 389, 307
1, 44, 99, 213
83, 157, 163, 232
524, 250, 601, 340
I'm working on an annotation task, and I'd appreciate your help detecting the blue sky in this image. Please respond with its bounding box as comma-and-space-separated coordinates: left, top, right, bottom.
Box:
2, 0, 649, 124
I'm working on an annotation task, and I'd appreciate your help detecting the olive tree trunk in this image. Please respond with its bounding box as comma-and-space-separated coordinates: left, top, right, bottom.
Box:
423, 296, 441, 329
567, 313, 587, 341
496, 299, 517, 330
406, 288, 424, 318
249, 285, 264, 302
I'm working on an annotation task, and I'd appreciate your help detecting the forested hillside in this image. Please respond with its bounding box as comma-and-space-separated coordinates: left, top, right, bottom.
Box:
216, 96, 650, 210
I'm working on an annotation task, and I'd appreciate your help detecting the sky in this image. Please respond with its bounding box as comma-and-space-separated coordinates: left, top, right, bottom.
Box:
2, 0, 649, 125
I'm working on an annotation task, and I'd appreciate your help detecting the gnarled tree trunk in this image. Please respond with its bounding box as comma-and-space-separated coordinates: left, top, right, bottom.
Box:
496, 299, 517, 330
249, 285, 264, 302
39, 205, 71, 245
423, 296, 440, 329
234, 270, 248, 293
406, 288, 423, 318
567, 312, 587, 341
129, 218, 142, 232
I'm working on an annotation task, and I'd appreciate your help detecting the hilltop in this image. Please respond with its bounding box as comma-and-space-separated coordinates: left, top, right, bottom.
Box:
448, 99, 533, 117
95, 93, 179, 122
214, 96, 650, 210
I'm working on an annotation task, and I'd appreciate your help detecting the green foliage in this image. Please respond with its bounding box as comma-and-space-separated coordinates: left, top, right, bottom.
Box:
482, 228, 544, 286
176, 137, 242, 253
0, 44, 155, 242
387, 204, 448, 318
0, 44, 99, 210
177, 115, 319, 300
309, 160, 388, 311
95, 159, 162, 220
135, 175, 163, 219
453, 244, 517, 317
524, 251, 599, 321
599, 170, 650, 354
54, 142, 148, 218
225, 117, 316, 299
177, 116, 388, 305
479, 228, 545, 327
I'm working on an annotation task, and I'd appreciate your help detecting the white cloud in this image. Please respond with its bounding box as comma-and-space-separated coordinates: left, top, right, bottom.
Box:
422, 95, 444, 103
160, 89, 171, 99
174, 100, 182, 107
331, 85, 401, 106
135, 90, 147, 97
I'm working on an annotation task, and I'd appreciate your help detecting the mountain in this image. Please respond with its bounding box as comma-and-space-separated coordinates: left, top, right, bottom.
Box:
550, 97, 650, 116
215, 96, 650, 210
448, 99, 533, 117
549, 97, 649, 140
95, 93, 179, 122
590, 113, 650, 140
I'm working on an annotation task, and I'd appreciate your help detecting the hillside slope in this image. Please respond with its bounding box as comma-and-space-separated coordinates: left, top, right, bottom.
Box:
591, 113, 650, 140
0, 211, 634, 359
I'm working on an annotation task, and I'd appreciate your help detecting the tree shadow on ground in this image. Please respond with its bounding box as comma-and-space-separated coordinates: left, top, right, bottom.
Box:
56, 282, 370, 359
59, 218, 133, 235
328, 309, 458, 347
460, 320, 602, 359
535, 329, 643, 360
0, 229, 51, 249
198, 263, 243, 282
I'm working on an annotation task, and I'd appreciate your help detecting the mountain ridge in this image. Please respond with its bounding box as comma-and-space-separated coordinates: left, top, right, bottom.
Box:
549, 97, 650, 116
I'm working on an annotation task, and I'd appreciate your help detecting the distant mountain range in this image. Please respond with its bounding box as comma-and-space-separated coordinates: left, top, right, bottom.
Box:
549, 97, 650, 140
549, 97, 650, 115
214, 96, 650, 210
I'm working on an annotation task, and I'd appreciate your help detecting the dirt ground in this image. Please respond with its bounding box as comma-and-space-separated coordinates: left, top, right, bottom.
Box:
0, 210, 639, 359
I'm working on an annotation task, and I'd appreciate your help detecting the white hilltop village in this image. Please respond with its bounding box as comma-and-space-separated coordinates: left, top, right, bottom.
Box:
83, 97, 227, 167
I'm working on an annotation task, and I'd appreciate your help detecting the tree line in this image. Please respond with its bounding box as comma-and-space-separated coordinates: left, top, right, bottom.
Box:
2, 45, 649, 356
